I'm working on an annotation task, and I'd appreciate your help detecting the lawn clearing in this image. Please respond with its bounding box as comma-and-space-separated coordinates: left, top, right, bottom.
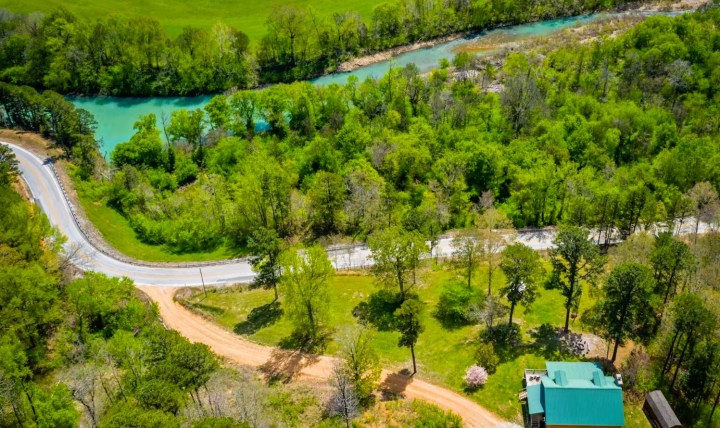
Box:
0, 0, 384, 40
179, 262, 651, 426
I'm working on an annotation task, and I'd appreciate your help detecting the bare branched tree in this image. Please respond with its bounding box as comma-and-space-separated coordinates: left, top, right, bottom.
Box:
328, 365, 359, 428
65, 364, 104, 428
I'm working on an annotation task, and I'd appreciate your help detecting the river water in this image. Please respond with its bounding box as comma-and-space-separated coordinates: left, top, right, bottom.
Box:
68, 11, 680, 154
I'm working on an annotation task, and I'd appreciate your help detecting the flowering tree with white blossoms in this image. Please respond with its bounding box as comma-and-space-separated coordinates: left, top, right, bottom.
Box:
464, 365, 489, 388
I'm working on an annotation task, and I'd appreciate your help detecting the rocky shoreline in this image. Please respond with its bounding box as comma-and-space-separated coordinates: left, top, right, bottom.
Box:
333, 0, 708, 75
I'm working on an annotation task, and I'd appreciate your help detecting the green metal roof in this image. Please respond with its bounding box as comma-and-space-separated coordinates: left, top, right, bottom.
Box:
527, 384, 544, 415
537, 362, 625, 427
547, 362, 605, 381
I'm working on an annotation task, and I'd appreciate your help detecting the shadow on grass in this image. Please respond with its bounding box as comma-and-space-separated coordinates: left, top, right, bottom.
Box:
353, 290, 403, 331
528, 323, 588, 359
189, 302, 225, 316
463, 384, 486, 394
480, 323, 525, 362
433, 310, 474, 330
233, 301, 283, 335
278, 328, 331, 354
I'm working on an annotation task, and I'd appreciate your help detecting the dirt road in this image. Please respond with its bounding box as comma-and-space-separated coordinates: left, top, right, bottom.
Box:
140, 286, 507, 428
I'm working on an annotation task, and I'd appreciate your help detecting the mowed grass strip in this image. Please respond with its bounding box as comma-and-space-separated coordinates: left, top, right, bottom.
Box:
0, 0, 384, 39
181, 265, 646, 425
69, 165, 235, 263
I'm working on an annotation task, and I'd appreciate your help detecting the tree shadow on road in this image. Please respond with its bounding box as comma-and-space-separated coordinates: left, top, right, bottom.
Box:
260, 348, 321, 384
378, 369, 414, 401
233, 301, 283, 335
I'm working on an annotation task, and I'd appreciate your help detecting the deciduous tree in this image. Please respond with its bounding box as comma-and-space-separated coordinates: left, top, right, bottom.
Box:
500, 243, 542, 326
337, 327, 380, 404
451, 229, 482, 289
280, 246, 333, 342
395, 297, 425, 375
651, 232, 694, 305
368, 226, 428, 301
477, 208, 513, 296
248, 227, 283, 301
547, 226, 604, 333
600, 263, 655, 362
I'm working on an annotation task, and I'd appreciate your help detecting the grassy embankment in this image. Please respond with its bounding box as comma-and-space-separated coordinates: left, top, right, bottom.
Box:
179, 262, 654, 427
0, 0, 383, 39
68, 164, 236, 262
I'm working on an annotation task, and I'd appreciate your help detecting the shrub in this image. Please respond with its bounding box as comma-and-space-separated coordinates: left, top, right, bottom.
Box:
621, 349, 655, 399
464, 365, 489, 388
475, 343, 500, 374
481, 323, 522, 348
434, 283, 482, 328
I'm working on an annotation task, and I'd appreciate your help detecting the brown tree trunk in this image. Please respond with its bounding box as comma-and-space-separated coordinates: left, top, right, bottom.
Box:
710, 384, 720, 425
670, 337, 691, 390
509, 302, 516, 327
410, 344, 417, 375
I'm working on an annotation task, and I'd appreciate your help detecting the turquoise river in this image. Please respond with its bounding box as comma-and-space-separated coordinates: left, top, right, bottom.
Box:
68, 11, 681, 155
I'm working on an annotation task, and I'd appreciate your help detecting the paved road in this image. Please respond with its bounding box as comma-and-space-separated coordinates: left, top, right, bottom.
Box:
3, 141, 711, 287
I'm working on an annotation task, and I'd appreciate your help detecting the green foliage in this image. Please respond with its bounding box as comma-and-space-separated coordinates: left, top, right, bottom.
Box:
394, 296, 425, 373
33, 385, 80, 428
66, 272, 143, 339
651, 232, 695, 304
547, 226, 604, 333
248, 227, 283, 300
474, 342, 500, 375
102, 403, 181, 428
111, 114, 165, 169
38, 9, 720, 263
0, 83, 98, 172
434, 282, 482, 328
659, 293, 718, 390
500, 243, 543, 326
280, 245, 334, 344
368, 226, 428, 300
2, 0, 647, 95
599, 263, 656, 361
406, 399, 462, 428
0, 144, 19, 186
480, 324, 522, 358
451, 229, 483, 289
135, 379, 185, 414
193, 417, 249, 428
355, 399, 462, 427
337, 327, 381, 404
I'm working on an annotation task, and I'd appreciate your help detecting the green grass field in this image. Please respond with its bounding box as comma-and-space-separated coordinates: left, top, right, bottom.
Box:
180, 262, 652, 427
0, 0, 383, 40
68, 164, 237, 262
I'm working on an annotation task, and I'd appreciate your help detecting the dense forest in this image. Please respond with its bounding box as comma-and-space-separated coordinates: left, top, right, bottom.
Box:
5, 8, 715, 253
0, 0, 645, 95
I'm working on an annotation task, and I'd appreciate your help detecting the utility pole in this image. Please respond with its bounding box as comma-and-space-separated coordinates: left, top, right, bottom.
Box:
199, 267, 207, 298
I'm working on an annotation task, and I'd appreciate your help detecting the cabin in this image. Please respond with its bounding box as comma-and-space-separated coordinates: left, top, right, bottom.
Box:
519, 362, 625, 428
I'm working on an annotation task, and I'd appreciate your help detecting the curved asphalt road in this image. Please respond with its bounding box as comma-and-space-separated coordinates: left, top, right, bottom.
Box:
3, 141, 710, 287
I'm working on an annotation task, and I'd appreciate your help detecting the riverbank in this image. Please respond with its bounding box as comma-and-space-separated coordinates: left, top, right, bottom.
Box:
335, 33, 468, 72
333, 0, 708, 74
